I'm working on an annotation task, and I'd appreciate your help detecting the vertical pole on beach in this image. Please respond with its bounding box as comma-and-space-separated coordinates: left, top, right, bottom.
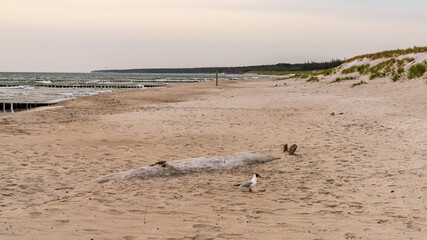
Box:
2, 103, 5, 113
11, 103, 14, 113
216, 70, 218, 86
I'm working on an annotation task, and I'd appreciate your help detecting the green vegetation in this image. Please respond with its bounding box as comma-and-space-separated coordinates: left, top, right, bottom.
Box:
341, 64, 371, 75
370, 59, 395, 73
317, 68, 334, 76
408, 63, 427, 79
301, 74, 309, 78
403, 57, 415, 62
334, 47, 427, 82
342, 65, 358, 74
351, 81, 367, 88
345, 46, 427, 62
306, 76, 319, 82
331, 76, 356, 83
391, 71, 402, 82
94, 60, 343, 75
367, 59, 395, 79
341, 57, 426, 81
369, 72, 386, 79
357, 64, 370, 75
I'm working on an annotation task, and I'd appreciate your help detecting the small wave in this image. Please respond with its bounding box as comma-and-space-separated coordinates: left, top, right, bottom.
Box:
87, 90, 113, 95
37, 80, 52, 84
0, 85, 35, 90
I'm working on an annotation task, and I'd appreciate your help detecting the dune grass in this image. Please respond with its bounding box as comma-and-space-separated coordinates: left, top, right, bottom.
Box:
341, 66, 358, 74
407, 63, 427, 79
317, 68, 334, 76
391, 71, 402, 82
306, 76, 319, 82
345, 46, 427, 62
357, 64, 370, 75
341, 57, 426, 81
351, 81, 367, 88
331, 76, 356, 83
341, 64, 371, 75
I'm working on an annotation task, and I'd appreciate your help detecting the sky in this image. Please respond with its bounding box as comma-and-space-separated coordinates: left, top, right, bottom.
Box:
0, 0, 426, 72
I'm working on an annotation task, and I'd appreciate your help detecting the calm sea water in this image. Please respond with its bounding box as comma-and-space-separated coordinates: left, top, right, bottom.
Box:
0, 72, 267, 103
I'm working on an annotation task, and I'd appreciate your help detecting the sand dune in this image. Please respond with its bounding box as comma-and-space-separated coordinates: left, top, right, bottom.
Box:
0, 75, 426, 239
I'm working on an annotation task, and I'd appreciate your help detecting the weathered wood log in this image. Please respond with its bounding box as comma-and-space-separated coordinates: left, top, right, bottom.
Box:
96, 152, 280, 183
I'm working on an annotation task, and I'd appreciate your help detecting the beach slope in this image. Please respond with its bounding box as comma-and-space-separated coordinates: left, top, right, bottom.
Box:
0, 76, 426, 239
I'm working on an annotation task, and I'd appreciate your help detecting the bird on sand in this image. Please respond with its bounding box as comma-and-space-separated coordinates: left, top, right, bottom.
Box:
234, 174, 261, 192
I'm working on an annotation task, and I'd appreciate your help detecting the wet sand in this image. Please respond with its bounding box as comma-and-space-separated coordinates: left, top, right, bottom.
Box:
0, 76, 426, 239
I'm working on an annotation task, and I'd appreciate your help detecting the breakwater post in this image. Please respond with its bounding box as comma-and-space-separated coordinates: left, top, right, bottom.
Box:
11, 103, 14, 113
2, 103, 5, 113
216, 70, 218, 86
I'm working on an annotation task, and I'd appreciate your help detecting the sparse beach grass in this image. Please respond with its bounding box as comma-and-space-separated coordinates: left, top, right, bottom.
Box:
317, 68, 334, 76
331, 76, 356, 83
351, 80, 367, 87
345, 46, 427, 62
408, 63, 427, 79
340, 51, 426, 81
306, 76, 319, 82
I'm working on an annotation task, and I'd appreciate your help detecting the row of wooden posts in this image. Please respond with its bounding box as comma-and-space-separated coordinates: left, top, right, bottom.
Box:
1, 102, 52, 113
1, 72, 220, 114
0, 84, 159, 89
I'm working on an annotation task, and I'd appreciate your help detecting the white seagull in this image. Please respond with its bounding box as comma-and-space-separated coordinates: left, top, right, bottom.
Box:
234, 174, 261, 192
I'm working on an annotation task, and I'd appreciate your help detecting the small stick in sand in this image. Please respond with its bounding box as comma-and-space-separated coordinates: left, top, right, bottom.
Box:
144, 206, 148, 224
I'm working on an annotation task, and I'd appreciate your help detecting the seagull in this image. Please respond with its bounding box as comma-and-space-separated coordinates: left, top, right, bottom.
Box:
234, 174, 261, 192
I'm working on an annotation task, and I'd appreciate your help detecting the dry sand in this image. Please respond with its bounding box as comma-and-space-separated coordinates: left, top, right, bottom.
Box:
0, 76, 426, 239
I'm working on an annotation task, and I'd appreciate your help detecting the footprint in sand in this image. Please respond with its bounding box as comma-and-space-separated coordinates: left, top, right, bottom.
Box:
344, 232, 357, 239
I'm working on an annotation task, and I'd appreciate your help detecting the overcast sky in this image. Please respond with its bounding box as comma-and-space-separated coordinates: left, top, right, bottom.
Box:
1, 0, 426, 72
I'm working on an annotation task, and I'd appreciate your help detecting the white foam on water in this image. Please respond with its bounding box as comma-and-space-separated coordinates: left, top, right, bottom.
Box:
37, 80, 52, 84
0, 85, 35, 90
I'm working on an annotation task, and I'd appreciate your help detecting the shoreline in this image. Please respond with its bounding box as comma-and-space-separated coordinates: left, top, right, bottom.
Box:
0, 76, 426, 239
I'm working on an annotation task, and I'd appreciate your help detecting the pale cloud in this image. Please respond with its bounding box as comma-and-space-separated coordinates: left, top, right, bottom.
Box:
0, 0, 426, 72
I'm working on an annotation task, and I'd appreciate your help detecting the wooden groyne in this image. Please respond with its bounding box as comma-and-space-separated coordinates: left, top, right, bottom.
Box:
1, 102, 55, 113
0, 84, 162, 89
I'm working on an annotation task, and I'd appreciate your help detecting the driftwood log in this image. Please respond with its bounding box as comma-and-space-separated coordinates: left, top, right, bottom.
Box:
96, 152, 280, 183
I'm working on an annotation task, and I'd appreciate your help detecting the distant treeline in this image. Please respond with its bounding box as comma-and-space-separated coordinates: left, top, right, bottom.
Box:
91, 60, 343, 74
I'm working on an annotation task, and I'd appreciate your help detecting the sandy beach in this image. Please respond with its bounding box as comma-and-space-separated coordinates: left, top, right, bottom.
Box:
1, 76, 426, 239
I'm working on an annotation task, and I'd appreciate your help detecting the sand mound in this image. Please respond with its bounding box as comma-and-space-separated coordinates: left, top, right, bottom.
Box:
336, 52, 427, 80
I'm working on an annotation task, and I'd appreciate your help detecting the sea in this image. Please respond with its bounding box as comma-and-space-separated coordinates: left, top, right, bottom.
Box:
0, 72, 270, 104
